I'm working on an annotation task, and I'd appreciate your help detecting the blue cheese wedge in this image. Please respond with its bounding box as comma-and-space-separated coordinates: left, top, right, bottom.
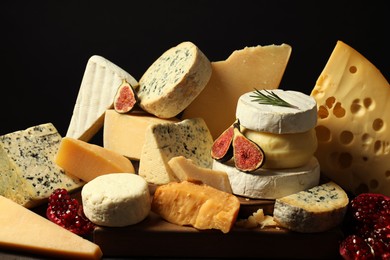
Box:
66, 55, 138, 141
137, 41, 212, 118
138, 118, 214, 185
273, 182, 349, 233
236, 89, 317, 134
0, 123, 84, 208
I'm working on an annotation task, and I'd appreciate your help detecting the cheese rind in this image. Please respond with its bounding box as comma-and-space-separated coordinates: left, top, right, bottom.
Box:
273, 182, 349, 233
139, 118, 214, 185
236, 89, 317, 134
82, 173, 150, 227
310, 41, 390, 196
55, 137, 135, 182
182, 44, 292, 139
0, 123, 84, 208
167, 156, 233, 193
137, 41, 212, 118
67, 55, 138, 141
0, 195, 102, 259
103, 109, 179, 160
152, 181, 240, 233
212, 157, 320, 199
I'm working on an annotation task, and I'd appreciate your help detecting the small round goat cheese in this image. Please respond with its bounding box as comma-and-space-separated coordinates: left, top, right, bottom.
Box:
81, 173, 150, 227
236, 89, 317, 134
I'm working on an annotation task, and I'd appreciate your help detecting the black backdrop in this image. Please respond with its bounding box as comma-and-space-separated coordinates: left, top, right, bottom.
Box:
1, 0, 388, 138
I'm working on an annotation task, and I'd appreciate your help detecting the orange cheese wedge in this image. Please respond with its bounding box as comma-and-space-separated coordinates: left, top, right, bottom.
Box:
0, 195, 102, 259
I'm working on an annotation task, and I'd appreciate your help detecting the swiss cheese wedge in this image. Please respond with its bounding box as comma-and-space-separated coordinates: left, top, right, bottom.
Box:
311, 41, 390, 196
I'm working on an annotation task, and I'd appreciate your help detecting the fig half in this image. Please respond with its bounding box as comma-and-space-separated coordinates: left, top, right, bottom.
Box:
210, 121, 236, 162
232, 120, 265, 172
113, 79, 139, 113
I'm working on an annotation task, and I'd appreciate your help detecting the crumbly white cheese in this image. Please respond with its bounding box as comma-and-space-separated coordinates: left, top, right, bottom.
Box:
66, 55, 138, 141
212, 157, 320, 199
0, 123, 84, 208
81, 173, 150, 227
273, 182, 349, 233
236, 89, 317, 134
137, 41, 212, 118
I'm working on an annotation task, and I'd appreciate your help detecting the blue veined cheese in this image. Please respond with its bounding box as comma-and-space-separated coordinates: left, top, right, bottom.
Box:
0, 123, 84, 208
273, 182, 349, 233
138, 118, 214, 185
137, 41, 212, 118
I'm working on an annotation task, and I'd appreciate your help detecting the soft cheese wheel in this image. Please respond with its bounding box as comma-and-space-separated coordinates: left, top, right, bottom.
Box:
236, 89, 317, 134
243, 128, 318, 169
67, 55, 138, 142
82, 173, 151, 227
310, 41, 390, 196
137, 41, 212, 118
212, 157, 320, 199
273, 182, 349, 233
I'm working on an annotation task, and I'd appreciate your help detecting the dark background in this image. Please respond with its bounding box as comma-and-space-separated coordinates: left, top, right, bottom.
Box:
1, 0, 388, 138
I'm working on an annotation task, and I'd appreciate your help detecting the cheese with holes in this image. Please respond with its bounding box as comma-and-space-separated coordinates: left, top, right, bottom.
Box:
167, 156, 232, 193
212, 157, 320, 199
0, 195, 102, 259
67, 55, 138, 142
273, 182, 349, 233
0, 124, 84, 208
137, 41, 212, 118
55, 137, 135, 182
139, 118, 214, 185
236, 89, 317, 134
152, 181, 240, 233
82, 173, 150, 227
182, 44, 292, 139
310, 41, 390, 196
103, 109, 179, 160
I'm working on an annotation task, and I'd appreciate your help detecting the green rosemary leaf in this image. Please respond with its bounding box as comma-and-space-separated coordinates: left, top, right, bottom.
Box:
250, 89, 298, 108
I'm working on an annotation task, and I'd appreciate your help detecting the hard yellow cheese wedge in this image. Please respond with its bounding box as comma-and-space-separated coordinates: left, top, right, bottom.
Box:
55, 137, 135, 182
0, 195, 102, 259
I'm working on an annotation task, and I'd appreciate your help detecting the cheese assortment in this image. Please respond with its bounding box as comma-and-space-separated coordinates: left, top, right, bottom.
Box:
0, 123, 84, 208
311, 41, 390, 196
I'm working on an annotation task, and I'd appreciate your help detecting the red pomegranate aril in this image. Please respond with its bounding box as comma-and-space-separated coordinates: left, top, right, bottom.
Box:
340, 235, 375, 260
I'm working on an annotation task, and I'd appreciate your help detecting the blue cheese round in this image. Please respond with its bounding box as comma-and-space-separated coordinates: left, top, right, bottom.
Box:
236, 89, 317, 134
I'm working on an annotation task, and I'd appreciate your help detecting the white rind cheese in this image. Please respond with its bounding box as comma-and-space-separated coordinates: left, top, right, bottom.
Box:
137, 41, 212, 118
212, 157, 320, 199
236, 89, 317, 134
273, 182, 349, 233
139, 118, 214, 185
0, 123, 84, 208
66, 55, 138, 141
82, 173, 151, 227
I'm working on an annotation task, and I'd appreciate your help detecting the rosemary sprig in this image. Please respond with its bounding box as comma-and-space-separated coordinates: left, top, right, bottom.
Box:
250, 89, 298, 109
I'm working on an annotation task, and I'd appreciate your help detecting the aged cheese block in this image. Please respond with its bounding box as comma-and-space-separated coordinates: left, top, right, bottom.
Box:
0, 123, 84, 208
82, 173, 150, 227
137, 41, 212, 118
67, 55, 138, 142
167, 156, 233, 193
273, 182, 349, 233
152, 181, 240, 233
138, 118, 214, 185
55, 137, 135, 182
236, 89, 317, 134
310, 41, 390, 196
182, 44, 292, 139
0, 195, 102, 259
103, 109, 179, 160
212, 157, 320, 199
243, 128, 318, 169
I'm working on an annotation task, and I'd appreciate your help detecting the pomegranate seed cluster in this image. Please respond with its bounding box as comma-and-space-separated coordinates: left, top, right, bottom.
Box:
46, 188, 95, 236
340, 193, 390, 259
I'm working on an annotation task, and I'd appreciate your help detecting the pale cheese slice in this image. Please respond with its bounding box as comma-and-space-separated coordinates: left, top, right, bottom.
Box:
66, 55, 138, 142
0, 195, 102, 259
182, 44, 292, 139
310, 41, 390, 196
212, 157, 320, 199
